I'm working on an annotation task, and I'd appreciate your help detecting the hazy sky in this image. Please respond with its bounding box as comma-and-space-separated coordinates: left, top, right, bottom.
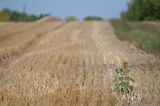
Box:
0, 0, 130, 20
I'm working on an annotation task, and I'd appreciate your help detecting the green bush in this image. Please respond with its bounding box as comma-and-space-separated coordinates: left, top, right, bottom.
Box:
65, 16, 77, 21
84, 16, 103, 21
0, 8, 11, 21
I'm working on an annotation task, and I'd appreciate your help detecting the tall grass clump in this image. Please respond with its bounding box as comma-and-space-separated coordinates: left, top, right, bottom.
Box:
111, 20, 160, 56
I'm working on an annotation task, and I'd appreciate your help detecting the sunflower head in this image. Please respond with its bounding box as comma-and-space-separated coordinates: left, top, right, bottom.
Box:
122, 60, 128, 68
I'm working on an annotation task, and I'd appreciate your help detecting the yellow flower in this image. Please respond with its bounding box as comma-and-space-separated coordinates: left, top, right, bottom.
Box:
122, 60, 128, 67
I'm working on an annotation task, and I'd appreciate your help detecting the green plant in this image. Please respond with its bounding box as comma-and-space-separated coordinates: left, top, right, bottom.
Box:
84, 16, 103, 21
113, 60, 134, 94
65, 16, 77, 21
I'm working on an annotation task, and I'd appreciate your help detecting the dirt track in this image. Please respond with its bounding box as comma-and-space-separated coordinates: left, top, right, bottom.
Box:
0, 21, 160, 106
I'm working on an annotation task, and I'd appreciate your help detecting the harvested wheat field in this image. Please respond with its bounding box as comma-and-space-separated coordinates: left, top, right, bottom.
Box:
0, 21, 160, 106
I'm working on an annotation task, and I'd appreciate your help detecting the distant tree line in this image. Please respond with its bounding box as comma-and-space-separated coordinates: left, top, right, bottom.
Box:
65, 16, 103, 21
0, 8, 49, 22
84, 16, 103, 21
121, 0, 160, 21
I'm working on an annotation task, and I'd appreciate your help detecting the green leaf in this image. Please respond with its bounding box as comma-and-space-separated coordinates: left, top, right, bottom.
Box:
120, 82, 130, 89
129, 85, 134, 91
126, 76, 135, 82
113, 86, 121, 94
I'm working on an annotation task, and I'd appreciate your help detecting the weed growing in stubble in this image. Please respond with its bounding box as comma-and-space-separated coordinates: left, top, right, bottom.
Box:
113, 60, 134, 94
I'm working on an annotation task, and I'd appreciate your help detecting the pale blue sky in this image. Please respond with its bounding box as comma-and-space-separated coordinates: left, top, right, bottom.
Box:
0, 0, 130, 20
